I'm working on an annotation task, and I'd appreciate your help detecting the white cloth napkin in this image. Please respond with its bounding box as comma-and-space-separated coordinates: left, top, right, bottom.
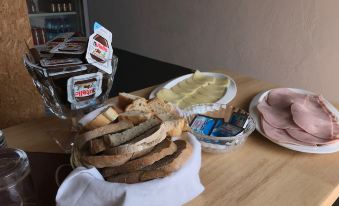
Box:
56, 133, 204, 206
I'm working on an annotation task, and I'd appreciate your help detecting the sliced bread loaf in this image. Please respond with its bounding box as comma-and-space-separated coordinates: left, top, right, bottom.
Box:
76, 120, 134, 149
81, 146, 154, 168
104, 117, 162, 147
102, 138, 177, 177
106, 140, 192, 183
118, 111, 153, 125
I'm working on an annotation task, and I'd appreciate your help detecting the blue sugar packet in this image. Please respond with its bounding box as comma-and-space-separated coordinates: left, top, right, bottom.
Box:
210, 122, 244, 137
229, 112, 248, 128
190, 115, 218, 135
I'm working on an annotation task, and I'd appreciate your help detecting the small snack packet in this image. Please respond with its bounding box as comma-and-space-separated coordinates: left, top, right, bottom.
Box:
50, 37, 88, 54
210, 122, 244, 137
40, 58, 82, 67
67, 72, 103, 109
45, 32, 75, 50
86, 22, 113, 74
190, 115, 221, 135
229, 111, 249, 128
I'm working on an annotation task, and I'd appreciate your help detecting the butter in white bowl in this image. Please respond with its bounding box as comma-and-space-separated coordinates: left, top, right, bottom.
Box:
157, 71, 231, 109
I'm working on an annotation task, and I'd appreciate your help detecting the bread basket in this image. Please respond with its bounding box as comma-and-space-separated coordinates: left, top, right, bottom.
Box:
181, 103, 256, 153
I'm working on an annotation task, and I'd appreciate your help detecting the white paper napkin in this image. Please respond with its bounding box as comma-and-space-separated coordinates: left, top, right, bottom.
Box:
56, 133, 204, 206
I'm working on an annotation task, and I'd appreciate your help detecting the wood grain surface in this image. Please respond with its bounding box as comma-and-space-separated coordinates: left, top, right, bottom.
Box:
4, 70, 339, 206
0, 0, 44, 128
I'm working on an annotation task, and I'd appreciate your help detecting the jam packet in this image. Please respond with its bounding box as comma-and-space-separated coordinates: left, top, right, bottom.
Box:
190, 115, 222, 135
210, 122, 244, 137
40, 58, 82, 67
86, 22, 113, 74
67, 72, 103, 109
50, 37, 87, 54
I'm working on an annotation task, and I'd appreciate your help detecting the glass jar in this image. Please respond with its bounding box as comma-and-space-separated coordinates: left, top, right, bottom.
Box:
0, 148, 37, 205
0, 130, 6, 149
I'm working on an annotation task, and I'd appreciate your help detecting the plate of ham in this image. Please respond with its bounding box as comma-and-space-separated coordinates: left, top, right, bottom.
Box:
249, 88, 339, 153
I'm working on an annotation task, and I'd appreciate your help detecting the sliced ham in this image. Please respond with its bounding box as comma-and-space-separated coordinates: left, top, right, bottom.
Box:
257, 99, 299, 129
261, 118, 315, 146
285, 128, 339, 145
291, 95, 335, 139
267, 88, 307, 109
317, 96, 339, 138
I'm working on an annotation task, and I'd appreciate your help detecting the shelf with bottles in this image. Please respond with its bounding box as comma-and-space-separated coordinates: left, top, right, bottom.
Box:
31, 17, 76, 46
29, 11, 77, 18
27, 0, 75, 15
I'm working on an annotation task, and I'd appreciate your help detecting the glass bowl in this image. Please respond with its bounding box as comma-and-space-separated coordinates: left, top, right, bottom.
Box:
181, 103, 256, 153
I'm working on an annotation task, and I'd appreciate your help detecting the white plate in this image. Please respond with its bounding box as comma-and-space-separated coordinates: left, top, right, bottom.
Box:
249, 88, 339, 154
149, 72, 237, 106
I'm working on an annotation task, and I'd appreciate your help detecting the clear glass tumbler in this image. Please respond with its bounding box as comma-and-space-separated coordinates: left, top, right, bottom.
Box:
0, 148, 37, 206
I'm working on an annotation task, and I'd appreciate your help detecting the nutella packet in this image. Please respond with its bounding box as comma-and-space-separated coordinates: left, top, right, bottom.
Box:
45, 32, 75, 50
86, 22, 113, 74
50, 37, 87, 54
67, 72, 103, 109
40, 58, 82, 67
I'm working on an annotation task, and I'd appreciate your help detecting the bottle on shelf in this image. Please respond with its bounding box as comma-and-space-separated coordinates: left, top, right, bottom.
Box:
68, 1, 73, 12
63, 2, 68, 12
51, 0, 56, 12
57, 0, 62, 13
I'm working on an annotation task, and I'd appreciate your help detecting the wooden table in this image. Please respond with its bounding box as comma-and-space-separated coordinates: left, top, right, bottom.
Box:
4, 70, 339, 206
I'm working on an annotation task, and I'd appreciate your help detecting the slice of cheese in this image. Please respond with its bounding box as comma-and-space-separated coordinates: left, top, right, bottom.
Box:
156, 88, 184, 103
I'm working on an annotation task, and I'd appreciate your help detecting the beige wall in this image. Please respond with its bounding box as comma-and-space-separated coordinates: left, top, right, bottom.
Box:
88, 0, 339, 102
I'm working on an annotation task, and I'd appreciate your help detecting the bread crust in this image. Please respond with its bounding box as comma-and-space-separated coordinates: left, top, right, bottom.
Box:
81, 147, 154, 168
102, 139, 177, 177
104, 117, 162, 147
76, 121, 133, 149
106, 140, 192, 183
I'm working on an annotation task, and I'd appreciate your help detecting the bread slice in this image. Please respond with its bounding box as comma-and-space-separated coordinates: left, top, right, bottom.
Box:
167, 118, 185, 137
84, 114, 111, 130
106, 140, 192, 183
89, 138, 106, 154
118, 93, 142, 110
76, 121, 134, 149
104, 117, 162, 147
118, 111, 153, 125
125, 98, 152, 113
147, 97, 173, 114
81, 146, 154, 168
157, 117, 186, 137
102, 107, 119, 121
104, 119, 183, 155
104, 123, 167, 155
102, 138, 177, 177
143, 140, 192, 172
84, 107, 119, 130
